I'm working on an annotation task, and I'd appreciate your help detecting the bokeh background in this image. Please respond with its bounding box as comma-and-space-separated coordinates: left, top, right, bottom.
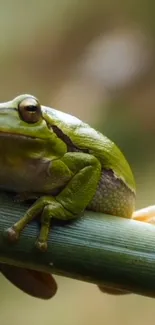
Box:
0, 0, 155, 324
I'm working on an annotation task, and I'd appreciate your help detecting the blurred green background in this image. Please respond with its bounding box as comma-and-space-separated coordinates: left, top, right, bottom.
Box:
0, 0, 155, 324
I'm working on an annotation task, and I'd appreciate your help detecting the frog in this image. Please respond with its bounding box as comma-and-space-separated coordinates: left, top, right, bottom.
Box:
0, 93, 136, 248
0, 94, 153, 298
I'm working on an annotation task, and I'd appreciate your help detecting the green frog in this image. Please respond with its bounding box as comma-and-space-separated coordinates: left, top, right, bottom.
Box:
0, 94, 152, 298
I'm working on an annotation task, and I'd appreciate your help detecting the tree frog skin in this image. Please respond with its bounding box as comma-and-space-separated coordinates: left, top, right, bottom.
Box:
0, 94, 138, 298
0, 94, 136, 251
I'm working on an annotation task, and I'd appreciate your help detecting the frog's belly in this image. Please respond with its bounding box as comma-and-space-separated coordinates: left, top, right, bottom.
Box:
87, 169, 135, 218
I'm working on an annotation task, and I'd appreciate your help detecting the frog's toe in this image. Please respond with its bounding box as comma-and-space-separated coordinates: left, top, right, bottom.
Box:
35, 239, 48, 252
4, 226, 20, 242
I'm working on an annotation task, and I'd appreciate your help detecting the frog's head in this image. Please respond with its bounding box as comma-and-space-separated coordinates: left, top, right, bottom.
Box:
0, 94, 67, 157
0, 94, 52, 138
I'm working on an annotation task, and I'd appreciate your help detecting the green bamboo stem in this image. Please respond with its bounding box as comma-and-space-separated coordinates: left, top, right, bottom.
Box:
0, 192, 155, 298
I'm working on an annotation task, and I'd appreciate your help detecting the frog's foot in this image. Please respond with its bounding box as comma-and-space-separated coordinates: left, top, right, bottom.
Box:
132, 205, 155, 224
5, 226, 20, 242
5, 195, 74, 252
6, 221, 50, 252
5, 196, 53, 252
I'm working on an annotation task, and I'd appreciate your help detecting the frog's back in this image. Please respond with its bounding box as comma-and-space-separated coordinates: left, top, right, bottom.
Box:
73, 124, 136, 193
43, 106, 136, 193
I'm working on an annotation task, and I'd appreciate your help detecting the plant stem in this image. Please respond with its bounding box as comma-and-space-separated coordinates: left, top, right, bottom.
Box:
0, 192, 155, 298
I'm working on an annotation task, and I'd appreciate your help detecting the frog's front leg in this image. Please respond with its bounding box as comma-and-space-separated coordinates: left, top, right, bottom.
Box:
6, 152, 101, 251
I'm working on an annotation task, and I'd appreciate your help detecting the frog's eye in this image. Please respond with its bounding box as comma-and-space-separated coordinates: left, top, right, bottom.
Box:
18, 98, 42, 123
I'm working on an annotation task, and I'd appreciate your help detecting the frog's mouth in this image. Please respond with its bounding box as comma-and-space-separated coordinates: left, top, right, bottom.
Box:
0, 130, 47, 161
0, 131, 38, 140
